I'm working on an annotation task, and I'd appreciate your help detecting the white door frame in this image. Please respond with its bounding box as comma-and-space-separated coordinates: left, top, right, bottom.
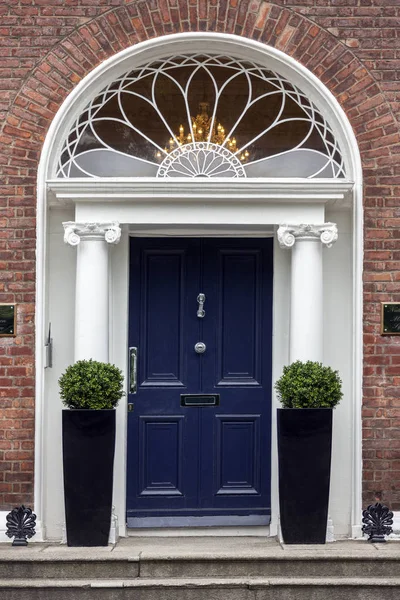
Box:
35, 33, 363, 540
47, 178, 354, 539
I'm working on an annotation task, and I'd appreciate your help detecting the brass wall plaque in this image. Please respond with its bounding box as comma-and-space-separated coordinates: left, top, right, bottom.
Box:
0, 304, 16, 337
381, 303, 400, 335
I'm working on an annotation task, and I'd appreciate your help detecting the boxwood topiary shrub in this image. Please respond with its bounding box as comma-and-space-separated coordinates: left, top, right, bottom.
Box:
275, 360, 342, 409
59, 359, 125, 409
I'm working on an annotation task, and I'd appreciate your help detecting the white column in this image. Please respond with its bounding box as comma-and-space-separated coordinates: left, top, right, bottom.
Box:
277, 223, 338, 363
63, 222, 121, 362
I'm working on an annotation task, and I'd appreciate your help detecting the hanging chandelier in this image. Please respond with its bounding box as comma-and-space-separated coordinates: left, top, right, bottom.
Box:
156, 101, 249, 162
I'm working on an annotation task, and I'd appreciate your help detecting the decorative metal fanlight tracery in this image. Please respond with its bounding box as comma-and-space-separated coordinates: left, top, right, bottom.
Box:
57, 54, 346, 180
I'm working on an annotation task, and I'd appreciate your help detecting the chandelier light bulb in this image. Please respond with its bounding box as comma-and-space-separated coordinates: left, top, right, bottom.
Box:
157, 101, 250, 163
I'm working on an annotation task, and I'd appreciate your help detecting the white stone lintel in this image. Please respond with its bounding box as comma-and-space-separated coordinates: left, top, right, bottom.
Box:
277, 223, 338, 249
63, 221, 121, 246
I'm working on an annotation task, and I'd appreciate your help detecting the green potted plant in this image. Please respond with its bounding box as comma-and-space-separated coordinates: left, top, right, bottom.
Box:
59, 359, 124, 547
275, 360, 342, 544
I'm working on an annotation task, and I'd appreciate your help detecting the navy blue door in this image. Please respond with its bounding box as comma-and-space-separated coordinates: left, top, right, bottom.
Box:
127, 238, 273, 526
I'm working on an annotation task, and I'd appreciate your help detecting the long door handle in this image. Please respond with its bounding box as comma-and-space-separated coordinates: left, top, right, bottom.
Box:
129, 347, 137, 394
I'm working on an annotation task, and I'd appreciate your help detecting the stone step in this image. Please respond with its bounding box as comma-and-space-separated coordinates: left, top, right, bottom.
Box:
0, 558, 139, 580
1, 553, 400, 579
139, 555, 400, 578
1, 577, 400, 600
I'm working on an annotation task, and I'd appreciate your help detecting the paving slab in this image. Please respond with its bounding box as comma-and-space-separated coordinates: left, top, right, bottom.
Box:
43, 544, 114, 554
121, 536, 284, 560
0, 536, 400, 561
0, 543, 49, 560
117, 536, 400, 559
41, 544, 136, 561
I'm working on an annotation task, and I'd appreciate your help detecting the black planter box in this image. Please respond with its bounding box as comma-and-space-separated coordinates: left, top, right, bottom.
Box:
277, 408, 332, 544
62, 409, 116, 546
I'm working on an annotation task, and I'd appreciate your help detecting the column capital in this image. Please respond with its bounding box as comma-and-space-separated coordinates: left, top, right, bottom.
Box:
277, 223, 338, 249
63, 222, 121, 246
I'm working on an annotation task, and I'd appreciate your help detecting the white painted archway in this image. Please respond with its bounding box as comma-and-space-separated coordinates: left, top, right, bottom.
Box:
35, 33, 363, 540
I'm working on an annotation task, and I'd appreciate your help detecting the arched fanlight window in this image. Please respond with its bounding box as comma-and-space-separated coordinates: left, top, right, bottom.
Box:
57, 54, 346, 179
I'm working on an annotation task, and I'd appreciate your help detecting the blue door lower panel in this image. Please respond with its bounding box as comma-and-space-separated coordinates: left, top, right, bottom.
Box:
127, 238, 273, 525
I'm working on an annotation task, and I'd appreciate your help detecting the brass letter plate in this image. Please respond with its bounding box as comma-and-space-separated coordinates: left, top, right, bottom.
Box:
181, 394, 220, 407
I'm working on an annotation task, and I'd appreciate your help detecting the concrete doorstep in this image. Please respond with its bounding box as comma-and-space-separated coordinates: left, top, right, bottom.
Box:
0, 538, 400, 599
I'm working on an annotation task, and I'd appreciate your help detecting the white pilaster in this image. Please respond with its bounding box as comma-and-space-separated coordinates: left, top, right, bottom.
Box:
277, 223, 338, 363
63, 222, 121, 362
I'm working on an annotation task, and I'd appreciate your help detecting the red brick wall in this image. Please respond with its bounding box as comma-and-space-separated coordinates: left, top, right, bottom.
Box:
1, 0, 400, 511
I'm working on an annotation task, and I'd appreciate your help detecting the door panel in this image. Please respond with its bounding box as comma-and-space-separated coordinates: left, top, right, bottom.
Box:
138, 416, 185, 496
127, 237, 272, 524
215, 249, 262, 385
141, 250, 186, 386
215, 415, 261, 495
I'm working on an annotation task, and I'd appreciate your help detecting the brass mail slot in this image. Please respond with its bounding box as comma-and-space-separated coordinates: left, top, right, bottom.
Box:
181, 394, 220, 407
